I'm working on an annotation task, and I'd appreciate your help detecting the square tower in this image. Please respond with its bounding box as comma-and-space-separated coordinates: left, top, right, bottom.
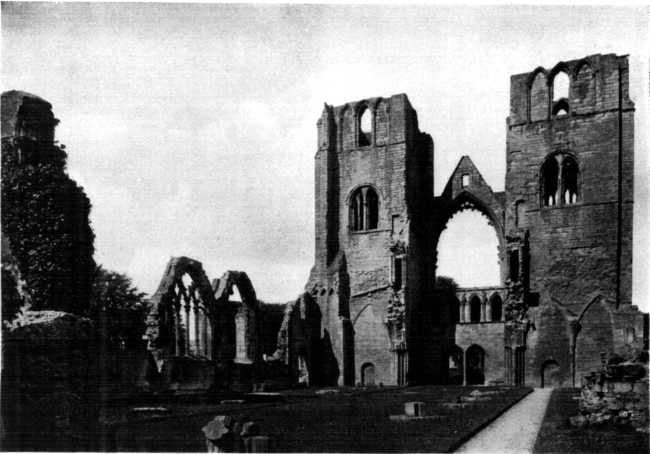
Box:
307, 94, 438, 386
505, 54, 637, 386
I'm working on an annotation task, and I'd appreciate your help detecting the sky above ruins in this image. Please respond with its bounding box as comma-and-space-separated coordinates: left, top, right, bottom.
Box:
2, 4, 648, 308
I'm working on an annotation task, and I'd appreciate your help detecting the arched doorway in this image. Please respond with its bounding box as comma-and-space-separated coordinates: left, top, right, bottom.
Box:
448, 345, 464, 384
466, 345, 485, 385
541, 360, 561, 388
361, 362, 375, 386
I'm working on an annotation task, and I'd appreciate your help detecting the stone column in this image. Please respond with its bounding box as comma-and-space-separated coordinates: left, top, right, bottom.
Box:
462, 348, 467, 386
486, 298, 492, 322
175, 306, 183, 356
201, 309, 208, 357
459, 301, 465, 324
480, 296, 486, 322
194, 304, 200, 355
184, 303, 191, 354
464, 298, 471, 323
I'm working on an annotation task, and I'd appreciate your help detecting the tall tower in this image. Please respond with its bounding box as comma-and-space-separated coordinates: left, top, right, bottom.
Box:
505, 54, 637, 385
307, 94, 438, 386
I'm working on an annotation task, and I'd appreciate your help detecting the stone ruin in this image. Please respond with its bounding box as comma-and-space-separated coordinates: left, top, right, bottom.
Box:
571, 352, 649, 432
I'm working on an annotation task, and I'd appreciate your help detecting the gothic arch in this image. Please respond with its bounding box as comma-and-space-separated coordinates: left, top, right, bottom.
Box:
146, 256, 217, 358
434, 190, 506, 261
213, 271, 260, 364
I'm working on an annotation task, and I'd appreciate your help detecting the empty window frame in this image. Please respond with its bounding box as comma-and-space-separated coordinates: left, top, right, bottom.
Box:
349, 186, 379, 231
358, 106, 372, 147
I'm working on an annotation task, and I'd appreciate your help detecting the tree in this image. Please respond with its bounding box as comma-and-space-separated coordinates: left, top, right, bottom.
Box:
88, 266, 149, 350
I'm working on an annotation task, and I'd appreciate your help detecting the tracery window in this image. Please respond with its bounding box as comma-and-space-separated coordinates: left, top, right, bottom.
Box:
541, 153, 580, 207
168, 273, 212, 359
349, 186, 379, 231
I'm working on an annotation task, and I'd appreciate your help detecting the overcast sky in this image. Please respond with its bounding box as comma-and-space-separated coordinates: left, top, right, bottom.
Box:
2, 4, 648, 309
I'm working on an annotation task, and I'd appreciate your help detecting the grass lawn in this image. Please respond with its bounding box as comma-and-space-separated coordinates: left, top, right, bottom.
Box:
533, 388, 649, 454
108, 385, 531, 452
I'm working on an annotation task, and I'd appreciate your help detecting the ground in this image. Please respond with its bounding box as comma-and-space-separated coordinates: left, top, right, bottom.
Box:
104, 385, 530, 452
533, 388, 649, 454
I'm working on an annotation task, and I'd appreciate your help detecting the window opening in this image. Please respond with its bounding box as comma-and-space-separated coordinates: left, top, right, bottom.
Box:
461, 174, 470, 188
349, 186, 379, 231
562, 156, 579, 204
509, 250, 519, 282
469, 295, 481, 323
541, 157, 559, 206
359, 107, 372, 146
553, 71, 569, 101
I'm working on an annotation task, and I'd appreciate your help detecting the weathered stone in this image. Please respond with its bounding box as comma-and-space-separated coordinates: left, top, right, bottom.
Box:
404, 401, 425, 417
240, 421, 260, 438
569, 415, 587, 428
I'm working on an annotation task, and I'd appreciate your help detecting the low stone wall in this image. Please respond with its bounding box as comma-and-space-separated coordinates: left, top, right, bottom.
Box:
571, 360, 648, 431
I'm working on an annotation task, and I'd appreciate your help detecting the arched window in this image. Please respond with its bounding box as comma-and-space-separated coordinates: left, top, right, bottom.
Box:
562, 156, 579, 204
552, 71, 569, 101
469, 295, 482, 323
541, 156, 559, 206
359, 106, 372, 147
552, 71, 570, 117
490, 293, 503, 322
529, 70, 548, 122
349, 186, 379, 231
541, 153, 580, 208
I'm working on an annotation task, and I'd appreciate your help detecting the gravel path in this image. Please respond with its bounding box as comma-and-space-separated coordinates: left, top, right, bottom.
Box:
455, 388, 553, 454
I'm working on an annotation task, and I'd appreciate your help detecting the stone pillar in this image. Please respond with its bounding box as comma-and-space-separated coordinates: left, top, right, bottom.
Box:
486, 298, 492, 322
175, 306, 183, 356
194, 304, 200, 355
462, 348, 467, 386
480, 296, 486, 322
201, 310, 208, 357
459, 301, 465, 324
464, 299, 471, 323
185, 303, 191, 354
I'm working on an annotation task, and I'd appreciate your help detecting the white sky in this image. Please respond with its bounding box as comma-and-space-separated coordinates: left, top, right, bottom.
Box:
2, 4, 648, 309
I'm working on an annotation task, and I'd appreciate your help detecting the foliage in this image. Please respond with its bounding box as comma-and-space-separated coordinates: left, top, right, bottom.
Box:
1, 138, 95, 315
434, 275, 458, 294
88, 265, 149, 349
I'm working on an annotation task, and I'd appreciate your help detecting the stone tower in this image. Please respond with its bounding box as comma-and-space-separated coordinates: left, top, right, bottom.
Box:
505, 54, 641, 386
306, 94, 440, 386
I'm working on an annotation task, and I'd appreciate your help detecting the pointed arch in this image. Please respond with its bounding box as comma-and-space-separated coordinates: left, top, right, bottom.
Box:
528, 67, 549, 122
146, 256, 217, 359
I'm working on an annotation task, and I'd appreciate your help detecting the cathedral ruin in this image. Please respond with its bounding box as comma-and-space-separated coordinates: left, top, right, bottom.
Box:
144, 53, 647, 392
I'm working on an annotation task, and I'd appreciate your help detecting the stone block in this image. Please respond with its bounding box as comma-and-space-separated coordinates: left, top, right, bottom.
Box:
404, 401, 425, 417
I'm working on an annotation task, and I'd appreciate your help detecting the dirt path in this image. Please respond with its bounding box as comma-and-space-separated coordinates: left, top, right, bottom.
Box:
455, 388, 553, 454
